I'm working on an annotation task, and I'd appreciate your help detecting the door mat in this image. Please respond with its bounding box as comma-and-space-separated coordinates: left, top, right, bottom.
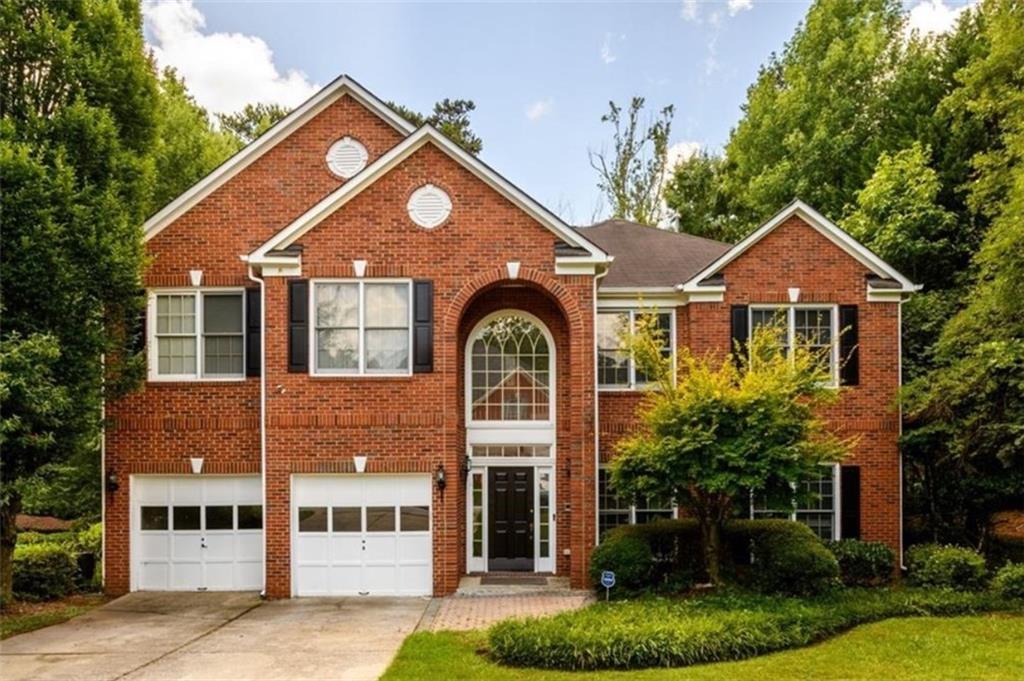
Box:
480, 575, 548, 586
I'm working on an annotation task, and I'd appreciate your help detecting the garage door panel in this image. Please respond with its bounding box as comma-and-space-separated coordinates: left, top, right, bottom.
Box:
297, 566, 329, 595
140, 534, 170, 560
399, 565, 432, 594
171, 480, 203, 504
171, 562, 201, 590
364, 536, 396, 561
297, 535, 329, 562
397, 535, 430, 560
236, 533, 262, 555
139, 563, 169, 590
203, 534, 236, 561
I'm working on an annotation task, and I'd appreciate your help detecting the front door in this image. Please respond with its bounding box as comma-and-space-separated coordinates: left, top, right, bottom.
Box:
488, 467, 534, 571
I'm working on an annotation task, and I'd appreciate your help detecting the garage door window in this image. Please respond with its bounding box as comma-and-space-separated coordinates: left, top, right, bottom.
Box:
237, 505, 263, 529
400, 506, 429, 532
141, 506, 168, 530
174, 506, 201, 530
366, 507, 395, 532
205, 506, 233, 530
298, 507, 328, 532
332, 507, 361, 532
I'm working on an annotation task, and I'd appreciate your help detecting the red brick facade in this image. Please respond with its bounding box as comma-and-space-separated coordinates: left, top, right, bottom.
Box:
105, 83, 903, 597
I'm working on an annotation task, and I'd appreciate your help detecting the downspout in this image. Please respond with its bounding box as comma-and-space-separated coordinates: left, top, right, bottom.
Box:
100, 354, 106, 589
898, 298, 905, 570
247, 265, 268, 597
592, 264, 611, 547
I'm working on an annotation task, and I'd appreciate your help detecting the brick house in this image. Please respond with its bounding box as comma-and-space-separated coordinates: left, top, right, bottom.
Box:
103, 76, 917, 597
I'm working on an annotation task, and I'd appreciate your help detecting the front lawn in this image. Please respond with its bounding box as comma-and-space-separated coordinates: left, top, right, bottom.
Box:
0, 593, 109, 639
383, 614, 1024, 680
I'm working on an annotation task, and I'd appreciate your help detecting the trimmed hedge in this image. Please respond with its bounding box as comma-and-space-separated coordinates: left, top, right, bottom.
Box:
13, 543, 77, 601
590, 519, 838, 597
488, 588, 1019, 670
826, 539, 895, 586
907, 544, 988, 591
993, 562, 1024, 599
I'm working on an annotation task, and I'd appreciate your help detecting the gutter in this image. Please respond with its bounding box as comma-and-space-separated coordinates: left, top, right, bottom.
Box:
247, 265, 268, 598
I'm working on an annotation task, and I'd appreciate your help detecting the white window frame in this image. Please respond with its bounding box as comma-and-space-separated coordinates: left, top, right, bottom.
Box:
147, 288, 246, 382
596, 466, 676, 539
749, 463, 842, 541
310, 279, 414, 377
597, 309, 676, 391
749, 304, 839, 387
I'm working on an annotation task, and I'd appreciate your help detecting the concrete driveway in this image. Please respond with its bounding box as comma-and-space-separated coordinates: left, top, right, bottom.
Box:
0, 592, 429, 681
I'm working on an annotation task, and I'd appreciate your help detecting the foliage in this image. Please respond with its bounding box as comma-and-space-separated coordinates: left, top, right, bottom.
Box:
663, 151, 739, 241
826, 539, 895, 587
589, 97, 674, 225
588, 530, 653, 594
907, 544, 989, 591
487, 588, 1017, 671
993, 562, 1024, 599
12, 543, 77, 601
730, 520, 840, 596
0, 594, 107, 640
611, 321, 846, 582
17, 459, 101, 519
388, 98, 483, 155
217, 101, 288, 146
151, 68, 241, 213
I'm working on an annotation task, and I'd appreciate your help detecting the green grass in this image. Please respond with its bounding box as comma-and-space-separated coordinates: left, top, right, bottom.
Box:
0, 594, 108, 639
383, 615, 1024, 680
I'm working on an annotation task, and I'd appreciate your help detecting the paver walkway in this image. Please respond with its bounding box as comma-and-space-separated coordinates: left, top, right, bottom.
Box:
422, 592, 593, 631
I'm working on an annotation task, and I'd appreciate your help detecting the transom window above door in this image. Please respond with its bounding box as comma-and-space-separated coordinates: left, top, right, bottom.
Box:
150, 290, 245, 380
313, 280, 412, 375
469, 314, 551, 422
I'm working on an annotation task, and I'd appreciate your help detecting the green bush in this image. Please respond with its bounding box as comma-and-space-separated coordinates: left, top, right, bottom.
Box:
488, 588, 1017, 670
906, 543, 987, 591
993, 562, 1024, 599
13, 543, 77, 601
728, 520, 840, 596
826, 539, 895, 586
15, 530, 77, 546
589, 529, 653, 593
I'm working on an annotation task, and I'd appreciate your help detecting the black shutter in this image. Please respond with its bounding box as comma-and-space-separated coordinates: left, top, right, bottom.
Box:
412, 280, 434, 373
730, 305, 749, 365
840, 466, 861, 540
288, 279, 309, 373
245, 288, 261, 377
839, 305, 859, 386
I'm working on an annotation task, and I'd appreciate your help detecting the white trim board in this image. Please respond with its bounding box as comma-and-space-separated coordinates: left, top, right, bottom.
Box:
248, 125, 610, 266
678, 200, 919, 294
144, 75, 415, 241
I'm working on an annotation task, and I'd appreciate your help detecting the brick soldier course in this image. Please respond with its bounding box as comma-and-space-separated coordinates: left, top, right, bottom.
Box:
104, 75, 916, 598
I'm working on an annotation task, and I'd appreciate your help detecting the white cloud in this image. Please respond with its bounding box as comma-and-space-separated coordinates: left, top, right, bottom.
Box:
525, 98, 553, 122
905, 0, 976, 37
728, 0, 753, 16
666, 141, 702, 170
143, 0, 318, 115
680, 0, 700, 22
600, 32, 623, 64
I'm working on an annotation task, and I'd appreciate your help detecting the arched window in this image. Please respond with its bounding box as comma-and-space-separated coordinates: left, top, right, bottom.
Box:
469, 314, 551, 421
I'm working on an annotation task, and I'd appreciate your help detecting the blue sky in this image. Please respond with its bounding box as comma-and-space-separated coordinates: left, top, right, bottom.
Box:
144, 1, 973, 224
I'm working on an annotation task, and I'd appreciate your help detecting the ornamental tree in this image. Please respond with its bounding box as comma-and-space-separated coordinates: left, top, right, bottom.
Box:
610, 316, 849, 583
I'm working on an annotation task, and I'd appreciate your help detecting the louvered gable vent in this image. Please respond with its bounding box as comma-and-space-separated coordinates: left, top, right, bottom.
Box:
407, 184, 452, 229
325, 137, 368, 178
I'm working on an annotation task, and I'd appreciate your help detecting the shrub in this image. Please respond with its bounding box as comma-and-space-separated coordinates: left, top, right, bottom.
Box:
488, 588, 1016, 670
727, 520, 840, 596
906, 543, 987, 591
15, 530, 77, 546
993, 562, 1024, 599
589, 529, 653, 593
13, 543, 77, 601
826, 539, 895, 586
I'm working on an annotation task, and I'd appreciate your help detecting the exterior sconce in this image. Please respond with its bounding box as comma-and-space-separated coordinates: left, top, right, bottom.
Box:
461, 455, 471, 476
106, 471, 119, 493
435, 464, 447, 493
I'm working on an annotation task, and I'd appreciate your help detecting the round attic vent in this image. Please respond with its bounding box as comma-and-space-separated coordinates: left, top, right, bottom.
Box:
407, 184, 452, 229
325, 137, 368, 178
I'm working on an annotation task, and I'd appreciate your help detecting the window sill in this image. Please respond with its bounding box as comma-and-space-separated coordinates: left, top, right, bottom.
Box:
308, 373, 413, 380
147, 376, 249, 384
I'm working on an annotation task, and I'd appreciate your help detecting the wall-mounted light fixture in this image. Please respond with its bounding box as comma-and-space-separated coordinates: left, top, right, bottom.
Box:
106, 471, 119, 493
461, 454, 471, 476
435, 464, 447, 493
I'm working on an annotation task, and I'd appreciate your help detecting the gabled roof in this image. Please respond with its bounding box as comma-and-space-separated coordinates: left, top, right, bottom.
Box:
249, 125, 609, 263
579, 219, 730, 288
143, 75, 416, 241
678, 200, 920, 293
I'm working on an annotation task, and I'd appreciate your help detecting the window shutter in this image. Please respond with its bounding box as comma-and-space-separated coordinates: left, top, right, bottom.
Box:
840, 465, 861, 540
413, 280, 434, 373
288, 280, 309, 373
245, 288, 261, 377
730, 305, 749, 365
839, 305, 859, 386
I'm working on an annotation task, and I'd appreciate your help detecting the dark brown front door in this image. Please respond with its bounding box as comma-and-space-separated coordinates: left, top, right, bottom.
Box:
488, 467, 534, 571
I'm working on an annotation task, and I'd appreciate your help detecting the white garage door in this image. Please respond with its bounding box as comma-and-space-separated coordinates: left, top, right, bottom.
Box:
132, 476, 263, 591
293, 475, 432, 596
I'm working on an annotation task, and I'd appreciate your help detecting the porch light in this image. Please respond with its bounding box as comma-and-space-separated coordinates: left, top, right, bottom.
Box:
461, 454, 471, 476
436, 464, 447, 492
106, 471, 119, 493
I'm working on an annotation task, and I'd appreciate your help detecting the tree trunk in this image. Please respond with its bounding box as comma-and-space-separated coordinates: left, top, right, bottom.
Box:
1, 492, 21, 608
700, 517, 724, 585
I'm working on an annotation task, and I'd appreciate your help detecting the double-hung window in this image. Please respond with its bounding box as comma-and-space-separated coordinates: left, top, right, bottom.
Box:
597, 310, 673, 389
598, 468, 675, 539
313, 280, 411, 375
151, 291, 244, 380
750, 305, 837, 384
751, 465, 840, 541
